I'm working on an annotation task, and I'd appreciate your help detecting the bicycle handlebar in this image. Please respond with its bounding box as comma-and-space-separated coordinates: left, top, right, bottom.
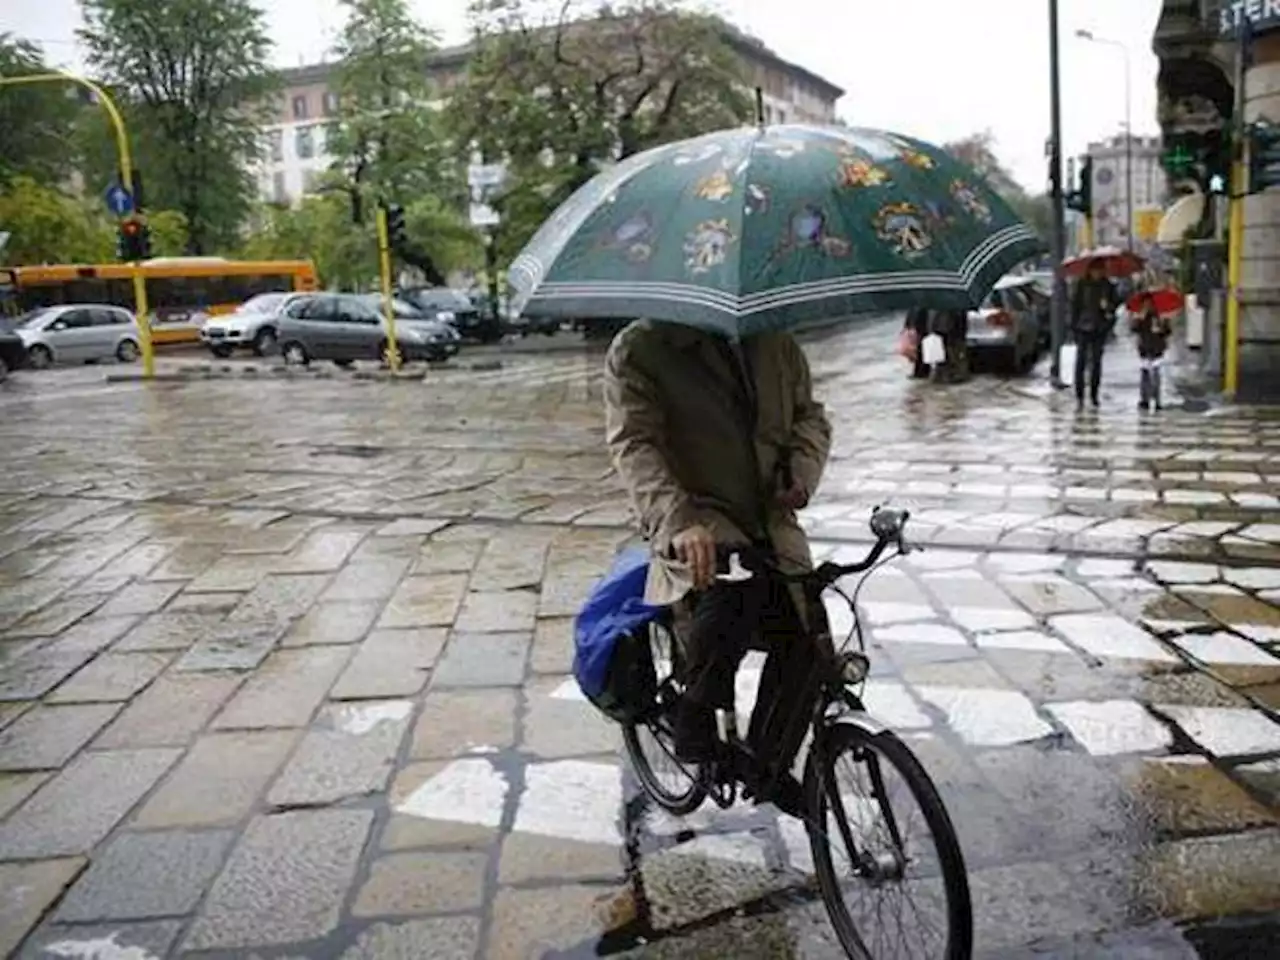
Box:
717, 506, 912, 590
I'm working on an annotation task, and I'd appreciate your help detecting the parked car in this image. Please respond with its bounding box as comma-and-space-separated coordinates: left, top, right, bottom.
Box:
354, 294, 462, 362
277, 293, 460, 367
0, 330, 27, 381
965, 275, 1044, 373
15, 304, 141, 369
507, 312, 561, 337
199, 292, 303, 357
399, 287, 502, 343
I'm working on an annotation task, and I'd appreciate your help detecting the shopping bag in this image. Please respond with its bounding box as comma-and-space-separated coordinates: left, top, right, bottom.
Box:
921, 332, 945, 366
896, 328, 919, 362
1059, 342, 1077, 386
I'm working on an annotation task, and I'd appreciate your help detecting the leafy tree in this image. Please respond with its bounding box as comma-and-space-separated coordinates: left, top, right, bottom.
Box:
146, 209, 190, 256
325, 0, 462, 281
0, 34, 84, 183
77, 0, 277, 254
0, 176, 113, 264
449, 0, 752, 259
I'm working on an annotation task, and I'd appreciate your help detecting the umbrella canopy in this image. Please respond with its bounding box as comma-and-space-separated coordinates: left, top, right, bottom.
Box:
1062, 246, 1145, 280
509, 124, 1046, 339
1126, 287, 1184, 317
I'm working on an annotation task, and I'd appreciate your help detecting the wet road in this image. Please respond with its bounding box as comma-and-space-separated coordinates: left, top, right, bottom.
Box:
0, 318, 1278, 959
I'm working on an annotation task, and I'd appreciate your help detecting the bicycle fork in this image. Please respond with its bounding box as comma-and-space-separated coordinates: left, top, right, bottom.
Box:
705, 708, 740, 809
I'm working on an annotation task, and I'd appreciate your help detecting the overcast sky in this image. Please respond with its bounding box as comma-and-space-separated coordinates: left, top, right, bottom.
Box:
3, 0, 1163, 192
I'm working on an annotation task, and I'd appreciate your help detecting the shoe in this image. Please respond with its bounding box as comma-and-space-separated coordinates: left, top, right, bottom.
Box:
1154, 401, 1163, 411
1090, 396, 1100, 408
1138, 400, 1149, 412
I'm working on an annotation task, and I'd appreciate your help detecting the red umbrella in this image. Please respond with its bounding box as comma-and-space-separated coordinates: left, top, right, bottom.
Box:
1062, 246, 1145, 280
1126, 288, 1184, 317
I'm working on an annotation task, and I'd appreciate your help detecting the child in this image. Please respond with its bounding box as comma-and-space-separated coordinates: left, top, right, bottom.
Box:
1130, 294, 1172, 411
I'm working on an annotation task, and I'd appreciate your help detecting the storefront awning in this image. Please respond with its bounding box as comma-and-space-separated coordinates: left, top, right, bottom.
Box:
1157, 193, 1206, 246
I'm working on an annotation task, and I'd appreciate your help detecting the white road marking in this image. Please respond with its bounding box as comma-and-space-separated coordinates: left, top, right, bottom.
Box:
514, 759, 622, 845
915, 687, 1053, 747
395, 756, 508, 827
1156, 705, 1280, 758
1049, 613, 1180, 662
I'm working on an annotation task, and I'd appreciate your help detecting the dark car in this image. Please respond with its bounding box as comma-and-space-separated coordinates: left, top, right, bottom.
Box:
0, 330, 28, 381
399, 287, 502, 343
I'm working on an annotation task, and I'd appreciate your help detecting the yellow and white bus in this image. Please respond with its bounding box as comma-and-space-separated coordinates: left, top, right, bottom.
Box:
0, 258, 319, 344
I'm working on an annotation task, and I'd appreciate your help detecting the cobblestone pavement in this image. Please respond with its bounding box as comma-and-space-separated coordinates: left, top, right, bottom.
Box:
0, 319, 1278, 959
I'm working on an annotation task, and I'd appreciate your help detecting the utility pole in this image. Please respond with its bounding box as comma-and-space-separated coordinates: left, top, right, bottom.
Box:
1048, 0, 1068, 386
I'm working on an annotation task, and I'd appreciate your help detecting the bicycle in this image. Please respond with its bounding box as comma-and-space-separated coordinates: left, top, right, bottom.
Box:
622, 506, 974, 959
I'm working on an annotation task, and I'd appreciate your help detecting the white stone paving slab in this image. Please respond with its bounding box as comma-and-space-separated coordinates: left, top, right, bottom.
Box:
861, 681, 932, 730
983, 553, 1065, 574
1223, 567, 1280, 591
1239, 524, 1280, 543
1156, 705, 1280, 758
515, 759, 623, 845
914, 687, 1053, 747
1046, 699, 1173, 756
857, 601, 936, 626
1049, 613, 1179, 662
672, 831, 769, 867
1145, 561, 1220, 585
1075, 559, 1134, 579
972, 630, 1072, 653
395, 757, 508, 827
904, 549, 980, 571
1171, 632, 1280, 667
873, 623, 968, 646
949, 607, 1036, 632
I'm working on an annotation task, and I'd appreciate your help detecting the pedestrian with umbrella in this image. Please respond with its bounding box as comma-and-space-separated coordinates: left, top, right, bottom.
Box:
513, 121, 1034, 958
1128, 288, 1181, 411
1068, 257, 1121, 410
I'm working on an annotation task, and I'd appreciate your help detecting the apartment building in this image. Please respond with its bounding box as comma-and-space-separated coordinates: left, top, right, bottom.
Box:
256, 26, 844, 206
1084, 133, 1167, 248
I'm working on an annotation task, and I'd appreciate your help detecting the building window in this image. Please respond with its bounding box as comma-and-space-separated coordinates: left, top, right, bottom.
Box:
272, 172, 287, 204
296, 126, 314, 160
291, 94, 309, 120
267, 130, 283, 163
322, 91, 339, 116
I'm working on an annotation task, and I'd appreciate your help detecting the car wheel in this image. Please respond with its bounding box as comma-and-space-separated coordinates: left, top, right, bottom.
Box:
252, 326, 278, 356
27, 344, 52, 370
281, 341, 309, 366
209, 344, 233, 359
116, 339, 140, 363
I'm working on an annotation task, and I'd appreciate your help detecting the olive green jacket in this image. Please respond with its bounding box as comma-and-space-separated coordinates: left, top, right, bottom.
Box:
603, 319, 832, 606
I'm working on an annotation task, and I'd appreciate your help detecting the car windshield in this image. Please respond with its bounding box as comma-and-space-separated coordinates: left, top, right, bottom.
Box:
15, 308, 55, 330
239, 293, 288, 314
358, 295, 427, 319
404, 289, 472, 312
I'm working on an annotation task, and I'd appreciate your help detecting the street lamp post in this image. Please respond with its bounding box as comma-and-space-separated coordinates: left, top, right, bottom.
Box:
1077, 30, 1134, 250
0, 70, 155, 377
1048, 0, 1069, 385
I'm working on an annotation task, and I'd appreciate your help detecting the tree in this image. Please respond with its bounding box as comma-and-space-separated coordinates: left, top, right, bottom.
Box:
449, 0, 752, 258
325, 0, 462, 281
0, 34, 84, 184
77, 0, 277, 254
0, 176, 113, 265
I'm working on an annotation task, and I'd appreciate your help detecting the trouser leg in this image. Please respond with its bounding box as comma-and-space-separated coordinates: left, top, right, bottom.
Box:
1074, 339, 1088, 401
1088, 338, 1104, 402
1139, 365, 1151, 405
1151, 363, 1162, 407
675, 581, 758, 758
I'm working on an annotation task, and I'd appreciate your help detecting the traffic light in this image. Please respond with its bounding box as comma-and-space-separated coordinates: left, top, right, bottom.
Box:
117, 217, 150, 261
383, 203, 407, 250
1247, 120, 1280, 194
1066, 156, 1093, 214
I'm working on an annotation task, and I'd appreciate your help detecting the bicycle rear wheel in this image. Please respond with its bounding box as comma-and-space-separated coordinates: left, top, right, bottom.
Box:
804, 724, 972, 960
622, 619, 706, 816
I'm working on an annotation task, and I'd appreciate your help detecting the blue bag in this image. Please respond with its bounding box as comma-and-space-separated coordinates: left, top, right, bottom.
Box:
573, 546, 667, 722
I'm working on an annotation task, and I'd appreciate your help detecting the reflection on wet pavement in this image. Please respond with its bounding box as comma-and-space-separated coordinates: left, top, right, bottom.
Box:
0, 320, 1277, 958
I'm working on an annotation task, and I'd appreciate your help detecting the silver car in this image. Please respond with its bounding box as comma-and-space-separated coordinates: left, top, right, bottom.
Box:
16, 304, 141, 369
277, 294, 461, 367
199, 292, 303, 357
965, 275, 1045, 374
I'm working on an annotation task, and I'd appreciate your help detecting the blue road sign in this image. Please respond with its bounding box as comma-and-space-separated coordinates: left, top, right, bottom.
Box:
105, 183, 134, 216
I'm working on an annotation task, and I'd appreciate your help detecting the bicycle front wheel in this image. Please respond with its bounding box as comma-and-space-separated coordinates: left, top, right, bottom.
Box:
804, 724, 972, 960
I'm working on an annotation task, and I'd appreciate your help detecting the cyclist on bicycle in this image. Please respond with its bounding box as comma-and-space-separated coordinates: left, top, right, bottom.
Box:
603, 319, 832, 813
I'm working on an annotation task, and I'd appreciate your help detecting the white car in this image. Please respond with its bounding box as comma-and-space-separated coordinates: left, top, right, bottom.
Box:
199, 292, 304, 357
16, 304, 141, 369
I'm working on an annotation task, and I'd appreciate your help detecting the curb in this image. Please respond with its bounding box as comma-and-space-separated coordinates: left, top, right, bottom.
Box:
103, 359, 502, 385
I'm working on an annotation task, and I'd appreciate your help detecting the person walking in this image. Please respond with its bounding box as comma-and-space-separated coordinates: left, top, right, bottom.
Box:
903, 306, 930, 379
1130, 293, 1172, 411
1069, 258, 1119, 410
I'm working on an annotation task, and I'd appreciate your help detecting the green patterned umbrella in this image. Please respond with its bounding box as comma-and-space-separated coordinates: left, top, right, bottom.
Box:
508, 124, 1045, 338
